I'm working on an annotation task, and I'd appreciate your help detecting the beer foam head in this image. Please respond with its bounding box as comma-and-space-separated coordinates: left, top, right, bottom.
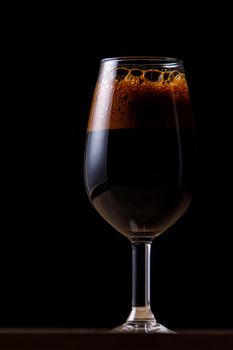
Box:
88, 64, 192, 131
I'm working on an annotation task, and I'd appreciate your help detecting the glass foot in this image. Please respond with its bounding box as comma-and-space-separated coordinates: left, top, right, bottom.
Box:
111, 320, 175, 334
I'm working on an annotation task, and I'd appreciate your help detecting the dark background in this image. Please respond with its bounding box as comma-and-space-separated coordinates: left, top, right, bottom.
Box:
2, 39, 232, 330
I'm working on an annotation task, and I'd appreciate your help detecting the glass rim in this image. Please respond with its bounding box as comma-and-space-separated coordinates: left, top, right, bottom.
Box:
100, 56, 183, 66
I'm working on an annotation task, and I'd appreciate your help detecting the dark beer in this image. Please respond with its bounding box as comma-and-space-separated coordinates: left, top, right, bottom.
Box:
85, 64, 197, 240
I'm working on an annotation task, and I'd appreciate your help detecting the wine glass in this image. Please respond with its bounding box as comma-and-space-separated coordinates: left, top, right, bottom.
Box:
84, 57, 197, 333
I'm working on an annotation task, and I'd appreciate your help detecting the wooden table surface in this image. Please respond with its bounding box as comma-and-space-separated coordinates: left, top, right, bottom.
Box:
0, 328, 233, 349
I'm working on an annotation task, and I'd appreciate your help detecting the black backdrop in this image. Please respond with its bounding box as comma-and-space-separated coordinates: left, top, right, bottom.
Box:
2, 39, 232, 329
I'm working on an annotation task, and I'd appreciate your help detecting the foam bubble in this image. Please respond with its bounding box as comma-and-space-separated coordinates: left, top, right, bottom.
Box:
115, 68, 129, 81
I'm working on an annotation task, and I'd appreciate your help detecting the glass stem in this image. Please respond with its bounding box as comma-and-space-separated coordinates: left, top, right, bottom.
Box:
127, 242, 156, 323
